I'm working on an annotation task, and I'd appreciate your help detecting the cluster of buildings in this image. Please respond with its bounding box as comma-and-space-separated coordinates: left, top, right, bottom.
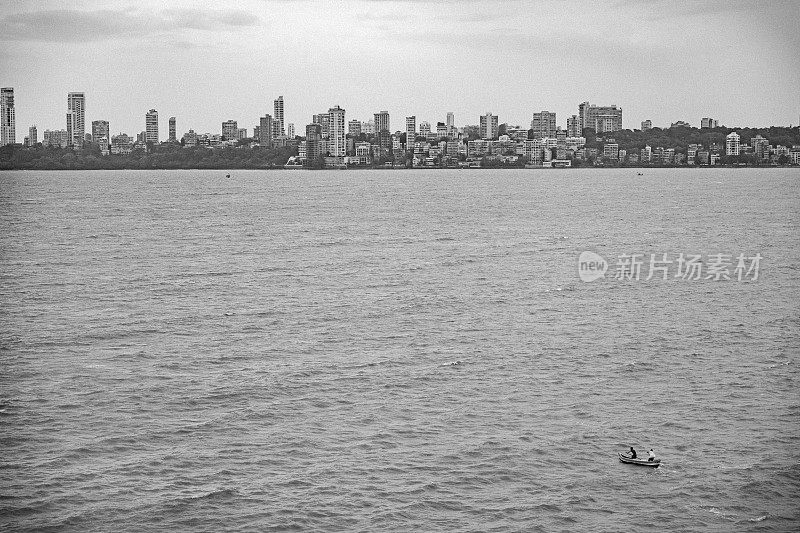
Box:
2, 86, 799, 167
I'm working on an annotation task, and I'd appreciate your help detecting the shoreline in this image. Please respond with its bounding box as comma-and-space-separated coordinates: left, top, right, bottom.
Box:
2, 165, 799, 172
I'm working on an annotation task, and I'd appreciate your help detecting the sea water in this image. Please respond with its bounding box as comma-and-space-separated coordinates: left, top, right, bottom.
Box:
1, 168, 798, 532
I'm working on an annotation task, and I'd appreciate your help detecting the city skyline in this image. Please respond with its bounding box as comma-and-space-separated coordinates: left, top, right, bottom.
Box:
0, 0, 798, 138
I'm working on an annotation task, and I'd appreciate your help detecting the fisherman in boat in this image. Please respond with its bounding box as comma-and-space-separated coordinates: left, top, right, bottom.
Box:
628, 447, 637, 459
648, 448, 656, 462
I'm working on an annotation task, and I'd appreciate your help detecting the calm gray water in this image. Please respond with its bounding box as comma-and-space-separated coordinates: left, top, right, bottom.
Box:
1, 168, 799, 532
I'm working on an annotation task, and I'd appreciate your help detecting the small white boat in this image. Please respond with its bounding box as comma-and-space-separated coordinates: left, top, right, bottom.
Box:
619, 453, 660, 467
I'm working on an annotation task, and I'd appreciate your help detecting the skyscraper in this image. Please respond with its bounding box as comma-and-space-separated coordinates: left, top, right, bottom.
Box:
274, 96, 284, 137
480, 112, 498, 139
446, 111, 454, 128
1, 87, 15, 145
374, 111, 390, 134
28, 125, 37, 146
259, 114, 273, 147
305, 123, 322, 162
328, 105, 346, 157
169, 117, 176, 142
145, 109, 158, 143
67, 92, 85, 147
405, 116, 416, 148
531, 111, 557, 139
287, 123, 295, 138
348, 119, 361, 137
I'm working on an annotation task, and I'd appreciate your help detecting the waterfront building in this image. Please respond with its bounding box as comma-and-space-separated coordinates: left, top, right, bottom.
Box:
603, 143, 619, 160
181, 130, 197, 147
374, 111, 390, 134
222, 120, 238, 140
671, 121, 691, 128
273, 96, 284, 136
531, 111, 557, 139
700, 117, 718, 129
145, 109, 158, 143
305, 123, 323, 161
169, 117, 176, 142
726, 132, 740, 155
92, 120, 109, 144
28, 125, 37, 146
67, 92, 86, 147
354, 141, 372, 165
566, 114, 581, 137
259, 114, 273, 147
376, 130, 391, 154
328, 106, 346, 157
92, 121, 110, 155
436, 122, 447, 139
419, 121, 431, 139
641, 120, 652, 130
751, 135, 769, 159
313, 112, 330, 138
110, 133, 133, 154
405, 116, 416, 149
43, 129, 68, 148
1, 87, 15, 145
348, 119, 361, 137
578, 101, 623, 133
480, 112, 498, 140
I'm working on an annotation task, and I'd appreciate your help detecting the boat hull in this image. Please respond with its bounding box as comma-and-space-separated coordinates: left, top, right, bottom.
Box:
619, 453, 661, 467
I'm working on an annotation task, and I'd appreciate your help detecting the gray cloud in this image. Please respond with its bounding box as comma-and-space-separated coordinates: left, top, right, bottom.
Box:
0, 8, 259, 42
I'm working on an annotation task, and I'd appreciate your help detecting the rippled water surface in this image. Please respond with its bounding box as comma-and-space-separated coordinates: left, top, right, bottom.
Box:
1, 168, 799, 532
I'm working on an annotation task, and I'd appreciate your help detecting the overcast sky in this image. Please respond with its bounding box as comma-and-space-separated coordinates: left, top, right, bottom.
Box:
2, 0, 798, 138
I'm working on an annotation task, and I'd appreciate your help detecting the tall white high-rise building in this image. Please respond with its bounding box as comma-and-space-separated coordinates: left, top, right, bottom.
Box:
146, 109, 158, 143
480, 112, 498, 139
169, 117, 176, 142
1, 87, 15, 145
67, 92, 85, 146
28, 125, 37, 146
328, 105, 346, 157
446, 111, 454, 128
726, 132, 740, 156
287, 123, 295, 138
274, 96, 284, 136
